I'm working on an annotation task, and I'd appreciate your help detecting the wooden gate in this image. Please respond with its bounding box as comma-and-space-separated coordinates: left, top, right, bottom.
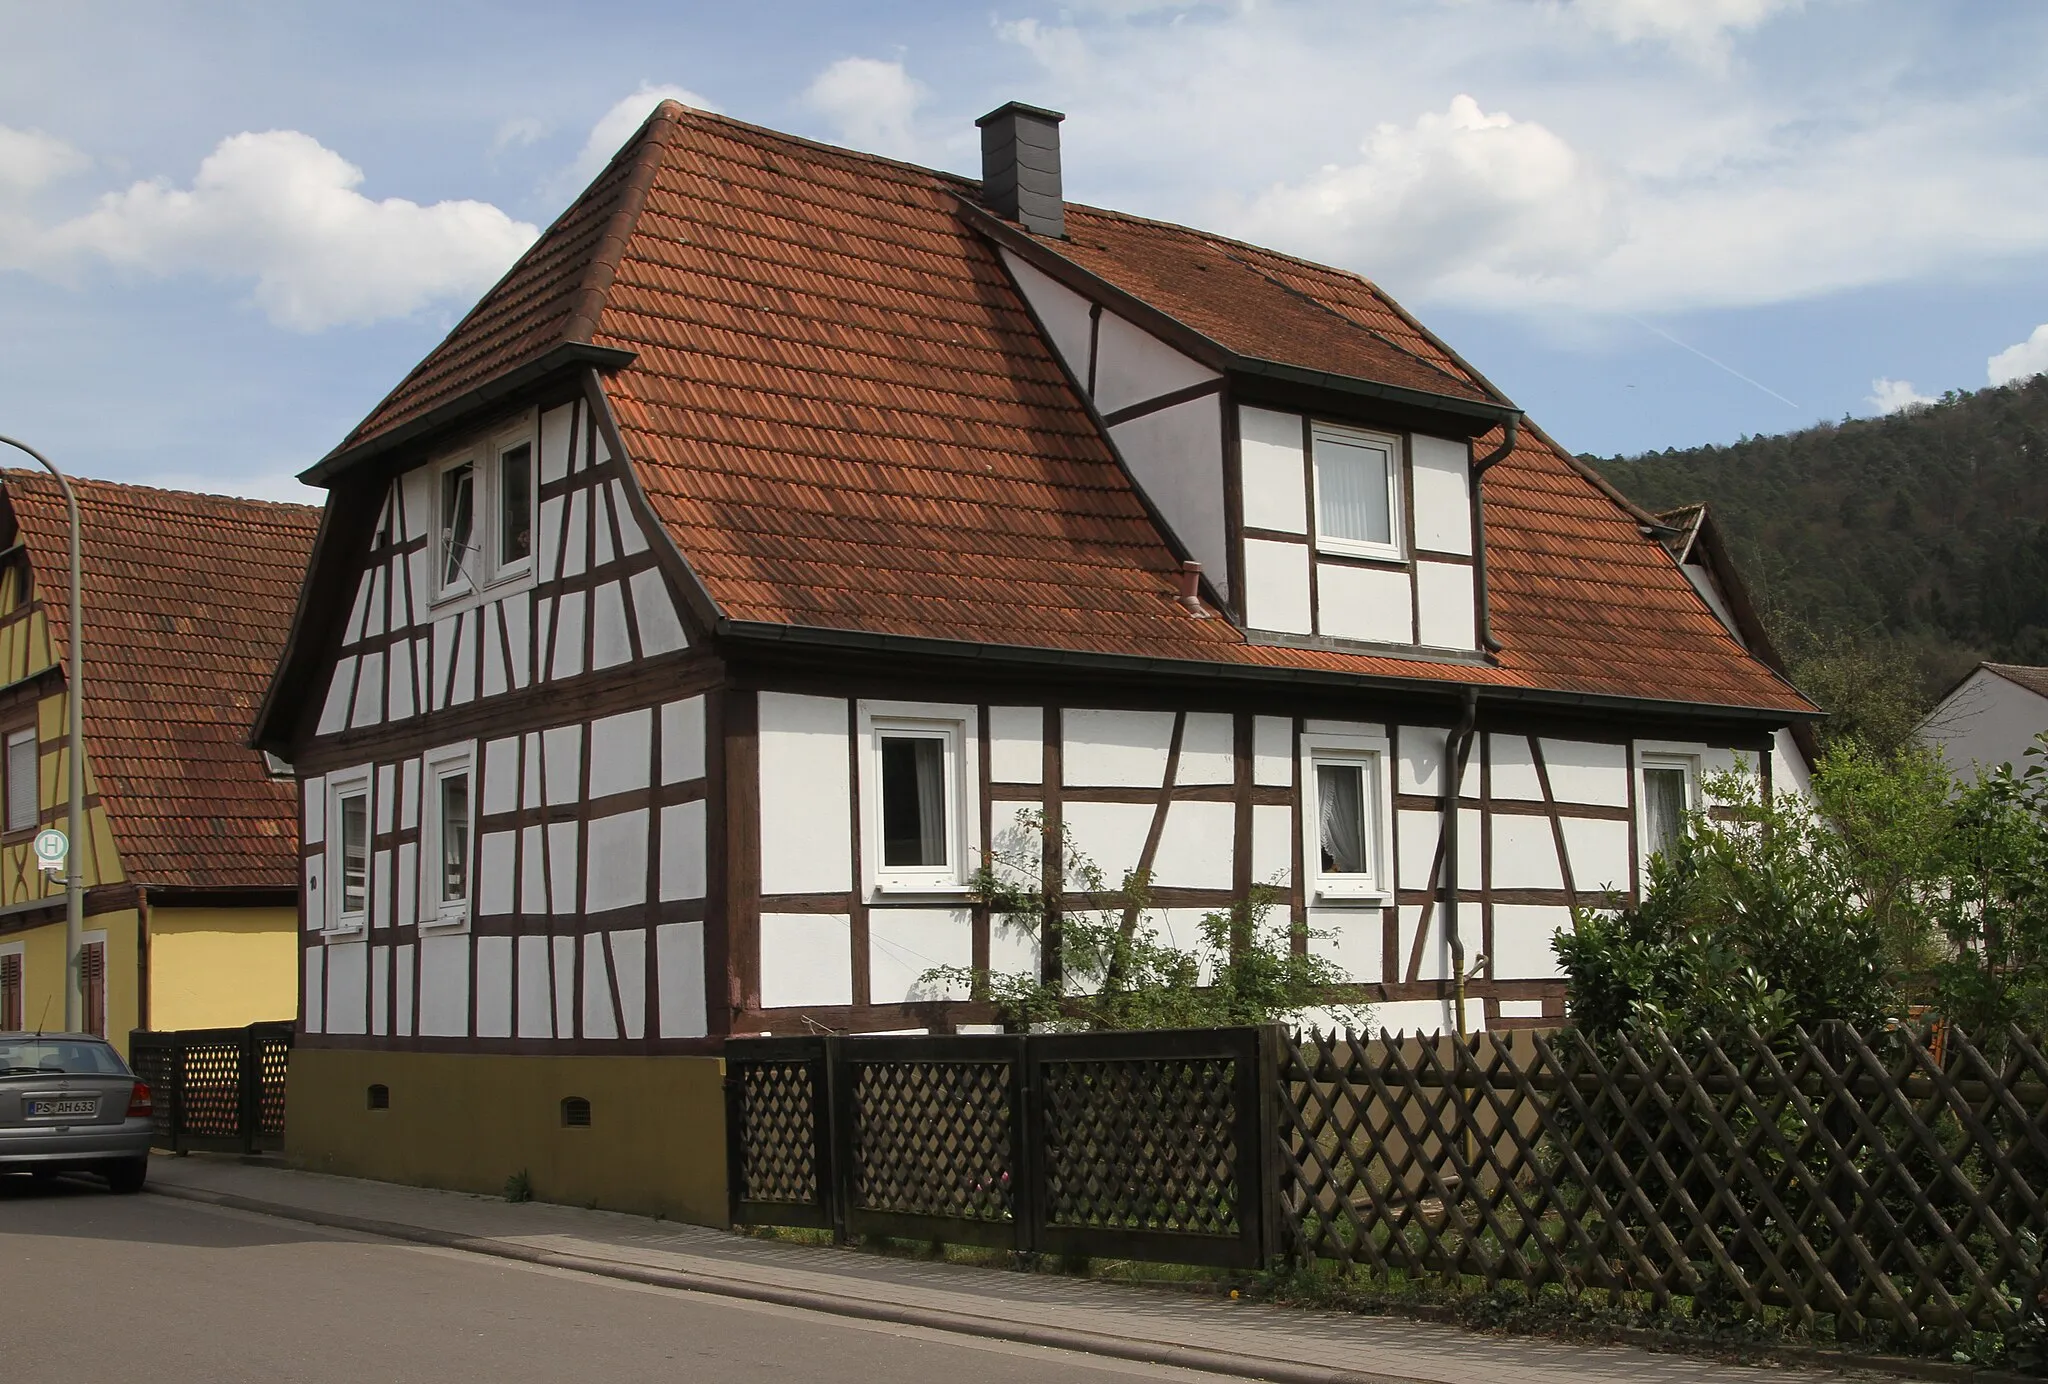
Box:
128, 1021, 293, 1154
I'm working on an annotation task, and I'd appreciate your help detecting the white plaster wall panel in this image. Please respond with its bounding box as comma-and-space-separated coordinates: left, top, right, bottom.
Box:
395, 842, 418, 928
504, 591, 532, 689
300, 859, 318, 931
1317, 562, 1414, 645
476, 937, 512, 1038
483, 738, 519, 814
659, 800, 707, 901
757, 692, 853, 895
387, 641, 416, 721
656, 921, 708, 1038
519, 824, 546, 913
989, 915, 1039, 982
1415, 562, 1477, 651
542, 724, 582, 806
412, 640, 431, 715
1492, 904, 1571, 979
346, 569, 374, 644
517, 935, 553, 1037
1773, 728, 1813, 799
612, 929, 646, 1039
371, 946, 389, 1035
325, 941, 367, 1035
661, 696, 706, 784
1305, 719, 1387, 739
585, 809, 648, 913
401, 549, 424, 628
375, 764, 397, 833
1064, 709, 1174, 787
1150, 799, 1235, 890
588, 708, 652, 800
302, 948, 324, 1030
1399, 727, 1480, 798
988, 706, 1044, 783
479, 832, 515, 915
394, 945, 414, 1037
1238, 406, 1308, 534
1540, 739, 1629, 806
1703, 746, 1744, 801
1060, 801, 1155, 886
547, 821, 579, 914
1243, 540, 1312, 633
349, 650, 384, 728
1400, 902, 1453, 981
1308, 907, 1383, 983
418, 935, 469, 1037
582, 934, 617, 1040
552, 935, 576, 1036
1251, 803, 1293, 887
317, 656, 355, 736
1108, 396, 1231, 594
1499, 999, 1546, 1019
303, 778, 325, 846
869, 908, 973, 1003
370, 849, 391, 930
592, 486, 617, 569
1396, 810, 1442, 891
428, 615, 456, 712
450, 609, 479, 706
1488, 736, 1543, 801
482, 613, 508, 698
988, 804, 1046, 892
540, 403, 574, 483
760, 914, 853, 1008
1176, 712, 1235, 785
612, 481, 649, 555
365, 565, 387, 639
630, 567, 688, 655
1561, 816, 1632, 893
1490, 814, 1565, 890
998, 250, 1095, 384
1253, 716, 1293, 787
1345, 997, 1484, 1038
1410, 435, 1474, 556
562, 488, 589, 579
592, 580, 632, 669
1091, 310, 1221, 416
523, 731, 542, 809
550, 589, 586, 681
401, 758, 420, 831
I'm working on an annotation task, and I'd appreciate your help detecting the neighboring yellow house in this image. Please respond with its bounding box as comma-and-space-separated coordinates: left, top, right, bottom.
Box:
0, 472, 319, 1055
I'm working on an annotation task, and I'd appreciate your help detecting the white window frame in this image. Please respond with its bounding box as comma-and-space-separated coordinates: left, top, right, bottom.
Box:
1635, 748, 1702, 870
858, 701, 979, 899
420, 744, 476, 932
1310, 421, 1406, 563
4, 727, 36, 834
325, 768, 372, 934
1301, 731, 1395, 903
430, 414, 539, 607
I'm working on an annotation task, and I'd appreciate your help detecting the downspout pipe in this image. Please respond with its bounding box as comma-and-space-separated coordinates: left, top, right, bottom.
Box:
1442, 687, 1480, 1042
1469, 418, 1520, 655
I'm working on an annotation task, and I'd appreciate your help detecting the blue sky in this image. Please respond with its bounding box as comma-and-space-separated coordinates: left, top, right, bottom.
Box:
2, 0, 2045, 499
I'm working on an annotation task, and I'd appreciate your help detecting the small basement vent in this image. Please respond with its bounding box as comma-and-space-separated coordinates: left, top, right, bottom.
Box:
561, 1096, 592, 1128
366, 1084, 390, 1110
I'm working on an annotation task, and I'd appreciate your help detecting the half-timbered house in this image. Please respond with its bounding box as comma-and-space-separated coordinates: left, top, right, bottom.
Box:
0, 473, 317, 1053
254, 100, 1815, 1221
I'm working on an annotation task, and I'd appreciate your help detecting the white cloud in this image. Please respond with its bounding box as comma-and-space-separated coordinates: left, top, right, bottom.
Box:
0, 126, 88, 191
569, 84, 719, 185
1866, 377, 1934, 414
803, 57, 927, 161
1568, 0, 1806, 64
1989, 325, 2048, 387
31, 130, 537, 331
491, 116, 547, 157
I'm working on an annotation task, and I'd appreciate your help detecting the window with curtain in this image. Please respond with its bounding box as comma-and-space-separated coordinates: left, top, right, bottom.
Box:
496, 442, 533, 570
1317, 763, 1370, 875
1304, 736, 1390, 898
438, 769, 470, 907
880, 734, 948, 869
337, 790, 369, 923
1641, 760, 1693, 863
1312, 424, 1400, 554
5, 729, 35, 833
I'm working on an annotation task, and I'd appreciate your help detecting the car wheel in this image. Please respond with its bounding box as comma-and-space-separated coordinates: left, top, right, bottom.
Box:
104, 1159, 148, 1195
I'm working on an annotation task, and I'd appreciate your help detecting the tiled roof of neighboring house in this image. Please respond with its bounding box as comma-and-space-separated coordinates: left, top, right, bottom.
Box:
312, 102, 1812, 718
3, 472, 320, 889
1986, 663, 2048, 699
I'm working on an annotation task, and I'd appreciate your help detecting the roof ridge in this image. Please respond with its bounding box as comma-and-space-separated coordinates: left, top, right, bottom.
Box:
1, 468, 321, 517
561, 102, 684, 344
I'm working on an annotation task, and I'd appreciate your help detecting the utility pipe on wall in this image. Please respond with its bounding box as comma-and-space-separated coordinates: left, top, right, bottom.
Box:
0, 435, 84, 1033
1469, 418, 1520, 655
1441, 686, 1479, 1042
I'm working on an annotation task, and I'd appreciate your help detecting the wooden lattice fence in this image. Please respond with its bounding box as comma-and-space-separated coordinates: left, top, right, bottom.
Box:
1275, 1024, 2048, 1351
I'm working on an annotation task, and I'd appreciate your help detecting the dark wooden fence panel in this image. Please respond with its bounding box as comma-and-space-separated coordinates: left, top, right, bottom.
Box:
1275, 1023, 2048, 1352
128, 1022, 293, 1154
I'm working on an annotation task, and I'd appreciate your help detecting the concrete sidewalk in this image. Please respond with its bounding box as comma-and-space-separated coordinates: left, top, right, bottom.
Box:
144, 1154, 1889, 1384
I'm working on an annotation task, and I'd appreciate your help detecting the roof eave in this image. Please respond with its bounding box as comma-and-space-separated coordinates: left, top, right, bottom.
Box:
300, 342, 637, 487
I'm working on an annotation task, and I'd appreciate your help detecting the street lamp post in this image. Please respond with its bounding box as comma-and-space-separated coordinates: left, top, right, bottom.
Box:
0, 434, 84, 1033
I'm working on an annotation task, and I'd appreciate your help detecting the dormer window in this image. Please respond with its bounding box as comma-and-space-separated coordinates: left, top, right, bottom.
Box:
1312, 422, 1404, 561
433, 422, 537, 602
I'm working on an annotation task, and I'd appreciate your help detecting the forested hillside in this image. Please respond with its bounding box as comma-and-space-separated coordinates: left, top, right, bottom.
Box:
1596, 374, 2048, 741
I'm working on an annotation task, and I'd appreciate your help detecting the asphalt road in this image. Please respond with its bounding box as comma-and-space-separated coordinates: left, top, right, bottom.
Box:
0, 1175, 1236, 1384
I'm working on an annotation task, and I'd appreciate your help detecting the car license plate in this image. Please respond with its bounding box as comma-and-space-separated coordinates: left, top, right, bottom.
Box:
26, 1097, 97, 1120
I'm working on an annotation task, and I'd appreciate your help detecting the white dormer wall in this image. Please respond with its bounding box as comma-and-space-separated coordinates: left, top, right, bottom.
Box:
1239, 405, 1478, 651
999, 249, 1231, 598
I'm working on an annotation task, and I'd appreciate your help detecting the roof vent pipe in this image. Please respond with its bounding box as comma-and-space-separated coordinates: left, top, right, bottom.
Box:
1177, 560, 1208, 616
976, 102, 1066, 238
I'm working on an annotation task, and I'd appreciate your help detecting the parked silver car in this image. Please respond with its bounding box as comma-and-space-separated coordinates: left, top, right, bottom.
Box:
0, 1033, 154, 1192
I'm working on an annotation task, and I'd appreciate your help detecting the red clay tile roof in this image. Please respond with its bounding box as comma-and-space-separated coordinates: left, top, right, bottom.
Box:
3, 472, 320, 888
319, 102, 1812, 719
